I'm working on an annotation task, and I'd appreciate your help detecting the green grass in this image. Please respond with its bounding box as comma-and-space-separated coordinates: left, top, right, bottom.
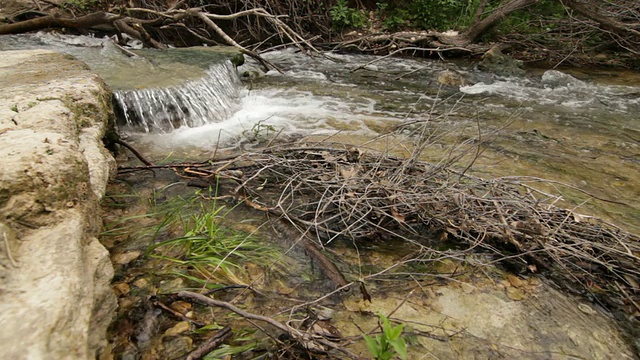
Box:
102, 182, 286, 287
145, 186, 284, 286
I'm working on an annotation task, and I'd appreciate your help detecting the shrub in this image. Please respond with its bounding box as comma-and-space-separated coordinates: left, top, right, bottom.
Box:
330, 0, 369, 29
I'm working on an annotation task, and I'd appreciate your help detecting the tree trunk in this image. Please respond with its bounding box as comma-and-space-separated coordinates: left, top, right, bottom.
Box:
0, 12, 120, 35
462, 0, 543, 43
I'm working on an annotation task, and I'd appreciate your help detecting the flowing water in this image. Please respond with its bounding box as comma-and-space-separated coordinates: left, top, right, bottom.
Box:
112, 47, 639, 230
3, 34, 640, 358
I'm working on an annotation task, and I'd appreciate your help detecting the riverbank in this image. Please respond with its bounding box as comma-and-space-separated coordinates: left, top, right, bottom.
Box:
0, 49, 116, 359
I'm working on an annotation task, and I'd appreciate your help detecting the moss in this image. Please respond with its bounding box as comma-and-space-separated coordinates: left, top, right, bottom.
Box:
230, 52, 245, 67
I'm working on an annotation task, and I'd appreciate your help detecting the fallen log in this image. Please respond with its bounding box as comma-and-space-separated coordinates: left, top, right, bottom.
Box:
0, 11, 120, 35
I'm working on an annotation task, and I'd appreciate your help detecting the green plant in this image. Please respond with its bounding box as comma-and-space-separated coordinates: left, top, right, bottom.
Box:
363, 313, 408, 360
374, 0, 481, 31
243, 120, 277, 141
147, 187, 283, 285
377, 2, 409, 31
330, 0, 368, 29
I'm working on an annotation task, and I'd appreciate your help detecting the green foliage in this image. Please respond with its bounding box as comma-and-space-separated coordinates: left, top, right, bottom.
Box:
147, 188, 281, 284
363, 313, 408, 360
330, 0, 368, 29
493, 0, 566, 35
374, 0, 481, 31
376, 2, 409, 31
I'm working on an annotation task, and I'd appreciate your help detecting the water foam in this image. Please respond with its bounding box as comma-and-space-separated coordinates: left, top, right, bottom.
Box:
460, 70, 639, 112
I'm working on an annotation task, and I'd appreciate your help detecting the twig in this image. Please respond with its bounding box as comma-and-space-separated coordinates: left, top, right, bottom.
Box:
114, 138, 154, 166
152, 298, 205, 327
178, 291, 298, 335
185, 326, 232, 360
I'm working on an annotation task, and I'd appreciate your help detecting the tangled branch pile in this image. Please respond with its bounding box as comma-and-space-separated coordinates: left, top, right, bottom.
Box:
147, 142, 640, 326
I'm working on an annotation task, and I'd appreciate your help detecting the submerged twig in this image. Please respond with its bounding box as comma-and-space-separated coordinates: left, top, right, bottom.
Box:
114, 138, 154, 166
185, 326, 232, 360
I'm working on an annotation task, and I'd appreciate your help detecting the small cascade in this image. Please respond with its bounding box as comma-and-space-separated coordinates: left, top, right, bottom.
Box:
113, 61, 242, 132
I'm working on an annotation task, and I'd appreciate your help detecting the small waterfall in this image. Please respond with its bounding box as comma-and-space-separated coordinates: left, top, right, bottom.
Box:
113, 61, 242, 132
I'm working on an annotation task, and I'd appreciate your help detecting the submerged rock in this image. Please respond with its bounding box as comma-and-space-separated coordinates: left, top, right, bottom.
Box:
0, 50, 117, 359
342, 275, 637, 359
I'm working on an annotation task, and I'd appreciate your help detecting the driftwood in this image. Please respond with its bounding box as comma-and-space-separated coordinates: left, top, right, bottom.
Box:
120, 141, 640, 336
0, 11, 119, 34
331, 31, 489, 57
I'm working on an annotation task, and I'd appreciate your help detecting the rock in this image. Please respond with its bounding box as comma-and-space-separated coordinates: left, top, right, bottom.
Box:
339, 279, 636, 358
541, 69, 584, 88
164, 321, 191, 337
169, 301, 192, 314
437, 69, 472, 87
161, 336, 193, 359
478, 45, 525, 77
113, 282, 131, 296
0, 50, 117, 359
113, 251, 142, 265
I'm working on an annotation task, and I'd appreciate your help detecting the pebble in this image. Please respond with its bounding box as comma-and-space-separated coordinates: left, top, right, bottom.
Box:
170, 301, 192, 314
133, 277, 150, 289
112, 251, 142, 265
112, 282, 130, 296
164, 321, 191, 336
507, 274, 524, 288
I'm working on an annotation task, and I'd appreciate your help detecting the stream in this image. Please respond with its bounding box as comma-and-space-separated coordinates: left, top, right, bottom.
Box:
2, 33, 639, 359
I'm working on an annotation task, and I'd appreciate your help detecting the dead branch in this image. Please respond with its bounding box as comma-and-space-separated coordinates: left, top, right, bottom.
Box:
185, 326, 232, 360
178, 290, 356, 356
188, 9, 278, 72
114, 138, 155, 166
178, 291, 295, 334
0, 11, 120, 35
0, 5, 318, 69
153, 141, 640, 333
333, 31, 488, 56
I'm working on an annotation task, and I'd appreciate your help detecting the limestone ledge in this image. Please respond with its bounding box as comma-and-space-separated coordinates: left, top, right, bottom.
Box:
0, 50, 117, 359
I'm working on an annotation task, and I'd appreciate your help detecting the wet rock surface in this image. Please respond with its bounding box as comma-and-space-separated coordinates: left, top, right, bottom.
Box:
101, 172, 638, 359
0, 50, 116, 359
478, 45, 526, 77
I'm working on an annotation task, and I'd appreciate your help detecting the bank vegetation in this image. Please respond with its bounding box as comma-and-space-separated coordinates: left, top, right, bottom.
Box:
1, 0, 639, 68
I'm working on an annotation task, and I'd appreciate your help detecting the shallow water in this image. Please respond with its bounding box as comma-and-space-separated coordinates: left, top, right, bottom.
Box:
112, 47, 640, 230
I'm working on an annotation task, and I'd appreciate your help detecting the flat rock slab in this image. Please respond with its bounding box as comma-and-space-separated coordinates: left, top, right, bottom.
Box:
0, 49, 116, 359
342, 275, 637, 359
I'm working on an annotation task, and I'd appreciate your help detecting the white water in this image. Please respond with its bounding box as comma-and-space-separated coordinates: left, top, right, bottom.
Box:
113, 61, 242, 132
460, 69, 640, 113
143, 50, 639, 152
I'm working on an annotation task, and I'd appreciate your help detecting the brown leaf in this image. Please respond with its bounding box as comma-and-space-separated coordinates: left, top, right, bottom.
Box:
390, 207, 406, 224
